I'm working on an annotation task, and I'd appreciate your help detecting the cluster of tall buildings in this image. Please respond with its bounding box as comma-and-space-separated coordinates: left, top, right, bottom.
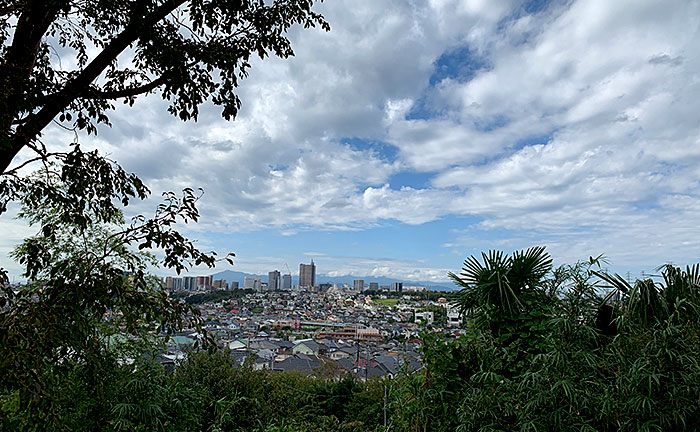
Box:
356, 281, 404, 293
163, 261, 315, 294
243, 272, 292, 292
267, 270, 292, 291
244, 260, 314, 293
164, 259, 419, 294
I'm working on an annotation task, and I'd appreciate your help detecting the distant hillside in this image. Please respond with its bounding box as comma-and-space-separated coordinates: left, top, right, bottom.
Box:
208, 269, 455, 292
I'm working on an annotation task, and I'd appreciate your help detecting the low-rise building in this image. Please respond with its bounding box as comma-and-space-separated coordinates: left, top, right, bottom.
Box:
414, 311, 434, 325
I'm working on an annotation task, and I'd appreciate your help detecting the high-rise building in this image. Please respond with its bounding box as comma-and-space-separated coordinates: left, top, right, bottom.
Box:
369, 282, 379, 291
299, 260, 316, 288
244, 276, 262, 291
183, 276, 197, 291
268, 270, 281, 291
353, 280, 364, 291
230, 281, 239, 290
197, 275, 213, 290
282, 274, 292, 290
164, 277, 174, 290
172, 277, 184, 291
213, 279, 228, 290
391, 282, 403, 293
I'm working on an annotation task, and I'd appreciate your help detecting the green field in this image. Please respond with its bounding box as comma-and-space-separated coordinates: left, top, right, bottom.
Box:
373, 298, 400, 306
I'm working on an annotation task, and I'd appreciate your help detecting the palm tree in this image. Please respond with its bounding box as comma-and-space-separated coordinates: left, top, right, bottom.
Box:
449, 246, 553, 329
594, 264, 700, 327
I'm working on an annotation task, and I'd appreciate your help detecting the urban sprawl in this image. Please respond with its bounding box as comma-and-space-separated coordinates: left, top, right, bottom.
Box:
159, 260, 463, 379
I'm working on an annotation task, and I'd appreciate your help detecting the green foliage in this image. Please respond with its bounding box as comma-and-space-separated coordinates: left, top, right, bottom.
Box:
364, 289, 458, 302
450, 246, 553, 328
595, 263, 700, 327
109, 359, 206, 432
174, 349, 385, 431
388, 249, 700, 432
184, 288, 254, 305
0, 159, 224, 430
373, 298, 400, 306
1, 3, 333, 430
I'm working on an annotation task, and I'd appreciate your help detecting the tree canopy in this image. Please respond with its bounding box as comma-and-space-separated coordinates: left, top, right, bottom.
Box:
0, 3, 330, 425
0, 0, 329, 173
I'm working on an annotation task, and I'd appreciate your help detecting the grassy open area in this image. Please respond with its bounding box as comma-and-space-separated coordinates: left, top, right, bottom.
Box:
373, 298, 400, 306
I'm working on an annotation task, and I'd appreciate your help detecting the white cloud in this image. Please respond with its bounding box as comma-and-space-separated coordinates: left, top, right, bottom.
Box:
311, 254, 453, 283
0, 208, 37, 277
3, 0, 700, 278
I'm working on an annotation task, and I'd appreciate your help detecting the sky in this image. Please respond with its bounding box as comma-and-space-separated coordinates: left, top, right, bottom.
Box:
3, 0, 700, 283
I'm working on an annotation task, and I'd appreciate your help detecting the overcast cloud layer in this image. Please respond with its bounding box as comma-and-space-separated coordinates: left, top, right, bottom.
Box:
3, 0, 700, 282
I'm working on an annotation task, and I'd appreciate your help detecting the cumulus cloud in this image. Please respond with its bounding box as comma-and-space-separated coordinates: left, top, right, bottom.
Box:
408, 0, 700, 268
310, 254, 453, 283
3, 0, 700, 278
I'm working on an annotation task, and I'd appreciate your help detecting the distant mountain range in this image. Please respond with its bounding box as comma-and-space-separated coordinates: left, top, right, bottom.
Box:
209, 269, 456, 292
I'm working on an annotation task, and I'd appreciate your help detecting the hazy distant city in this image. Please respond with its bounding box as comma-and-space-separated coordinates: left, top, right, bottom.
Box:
164, 259, 453, 294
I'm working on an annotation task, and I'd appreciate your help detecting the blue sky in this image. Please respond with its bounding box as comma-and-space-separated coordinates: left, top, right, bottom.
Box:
3, 0, 700, 283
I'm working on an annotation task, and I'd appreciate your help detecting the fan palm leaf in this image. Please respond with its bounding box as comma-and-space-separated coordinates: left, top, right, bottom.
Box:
450, 247, 553, 318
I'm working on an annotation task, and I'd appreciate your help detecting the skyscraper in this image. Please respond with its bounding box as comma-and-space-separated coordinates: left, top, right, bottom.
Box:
183, 276, 197, 291
282, 274, 292, 290
213, 279, 228, 290
172, 277, 184, 291
353, 280, 364, 292
299, 260, 316, 288
244, 276, 262, 291
197, 275, 213, 290
268, 270, 281, 291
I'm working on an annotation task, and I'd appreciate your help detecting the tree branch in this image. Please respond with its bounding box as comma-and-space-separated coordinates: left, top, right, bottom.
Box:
85, 75, 168, 100
2, 0, 61, 73
1, 0, 187, 174
0, 3, 23, 17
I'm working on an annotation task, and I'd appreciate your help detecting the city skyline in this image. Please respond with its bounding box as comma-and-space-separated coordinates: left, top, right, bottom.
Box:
161, 253, 454, 295
162, 259, 442, 292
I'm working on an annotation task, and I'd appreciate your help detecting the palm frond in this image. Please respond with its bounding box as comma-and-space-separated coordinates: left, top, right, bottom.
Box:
450, 247, 554, 318
510, 246, 553, 291
628, 279, 667, 326
592, 270, 632, 294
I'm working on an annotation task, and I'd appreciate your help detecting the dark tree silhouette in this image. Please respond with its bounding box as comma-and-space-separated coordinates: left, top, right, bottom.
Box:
0, 0, 329, 173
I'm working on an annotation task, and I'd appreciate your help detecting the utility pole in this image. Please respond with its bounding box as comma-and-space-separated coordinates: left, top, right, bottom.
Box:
365, 344, 368, 381
355, 332, 361, 377
383, 383, 388, 429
